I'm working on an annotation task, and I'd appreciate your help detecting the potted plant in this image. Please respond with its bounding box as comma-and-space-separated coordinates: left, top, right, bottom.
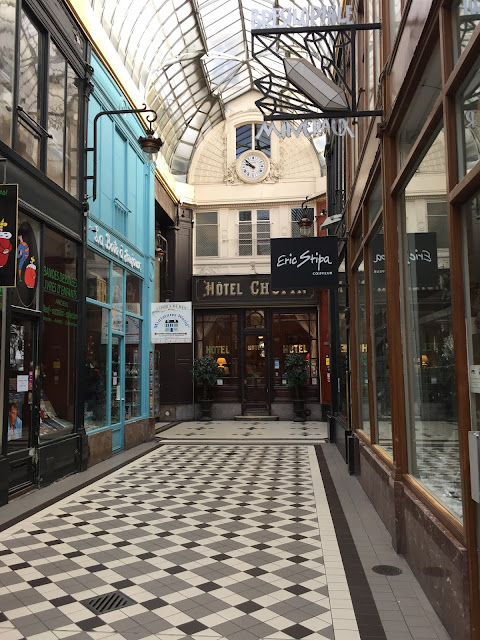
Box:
192, 355, 222, 420
284, 353, 311, 422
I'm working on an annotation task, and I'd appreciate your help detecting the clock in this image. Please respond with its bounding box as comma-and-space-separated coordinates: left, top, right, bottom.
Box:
236, 150, 270, 183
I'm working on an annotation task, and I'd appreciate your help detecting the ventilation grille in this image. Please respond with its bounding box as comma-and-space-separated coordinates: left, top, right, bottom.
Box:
372, 565, 403, 576
82, 590, 135, 615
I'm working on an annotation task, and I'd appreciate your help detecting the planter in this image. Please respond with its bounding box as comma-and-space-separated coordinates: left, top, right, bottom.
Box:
293, 399, 311, 422
199, 398, 213, 421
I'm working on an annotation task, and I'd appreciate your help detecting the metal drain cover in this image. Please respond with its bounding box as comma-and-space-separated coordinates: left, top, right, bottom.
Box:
372, 564, 403, 576
82, 590, 135, 615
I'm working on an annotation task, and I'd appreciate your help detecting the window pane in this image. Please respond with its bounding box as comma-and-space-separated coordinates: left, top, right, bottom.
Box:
457, 60, 480, 178
17, 119, 40, 167
112, 265, 124, 332
255, 123, 271, 157
18, 11, 40, 122
357, 261, 370, 436
454, 0, 480, 60
86, 250, 109, 303
47, 42, 66, 188
271, 312, 318, 387
338, 261, 348, 420
0, 0, 16, 145
369, 225, 392, 454
256, 210, 270, 255
65, 65, 79, 197
401, 126, 461, 521
126, 273, 142, 315
196, 212, 218, 256
41, 228, 78, 442
239, 210, 252, 256
125, 317, 141, 419
236, 124, 251, 158
367, 176, 382, 225
196, 313, 239, 381
85, 303, 107, 431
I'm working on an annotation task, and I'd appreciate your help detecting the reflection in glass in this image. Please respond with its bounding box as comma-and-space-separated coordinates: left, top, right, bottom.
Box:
112, 266, 124, 332
86, 250, 109, 303
111, 336, 121, 424
126, 273, 142, 315
8, 319, 34, 452
47, 42, 66, 188
357, 261, 370, 437
369, 226, 392, 454
402, 127, 461, 521
338, 260, 348, 422
465, 193, 480, 432
454, 0, 480, 59
85, 304, 107, 430
272, 312, 318, 389
125, 317, 141, 419
458, 61, 480, 178
65, 66, 79, 197
0, 0, 16, 145
196, 314, 239, 382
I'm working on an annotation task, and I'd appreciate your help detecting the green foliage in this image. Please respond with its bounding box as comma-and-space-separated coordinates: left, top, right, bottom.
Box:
284, 353, 309, 391
192, 356, 221, 398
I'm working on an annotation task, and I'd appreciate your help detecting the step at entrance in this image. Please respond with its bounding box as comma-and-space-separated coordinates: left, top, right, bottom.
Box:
234, 415, 279, 420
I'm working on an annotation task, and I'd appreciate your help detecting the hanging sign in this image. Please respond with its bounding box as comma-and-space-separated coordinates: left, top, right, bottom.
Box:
256, 119, 354, 140
151, 302, 192, 344
0, 184, 18, 287
252, 4, 353, 29
271, 237, 338, 289
87, 219, 143, 274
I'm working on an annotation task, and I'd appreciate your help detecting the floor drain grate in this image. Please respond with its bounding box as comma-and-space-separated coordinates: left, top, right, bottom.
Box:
82, 590, 135, 615
372, 564, 403, 576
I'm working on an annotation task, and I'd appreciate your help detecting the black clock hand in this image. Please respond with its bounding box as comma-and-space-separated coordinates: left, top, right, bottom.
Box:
245, 159, 255, 169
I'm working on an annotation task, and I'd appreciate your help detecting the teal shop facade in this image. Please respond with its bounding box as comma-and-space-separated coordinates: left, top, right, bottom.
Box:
85, 54, 156, 465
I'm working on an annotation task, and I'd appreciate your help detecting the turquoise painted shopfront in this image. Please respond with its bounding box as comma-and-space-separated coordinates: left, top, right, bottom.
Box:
85, 54, 155, 456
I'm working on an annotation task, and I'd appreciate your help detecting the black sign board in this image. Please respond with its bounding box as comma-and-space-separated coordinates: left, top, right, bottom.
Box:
371, 232, 438, 290
0, 185, 18, 287
271, 237, 339, 289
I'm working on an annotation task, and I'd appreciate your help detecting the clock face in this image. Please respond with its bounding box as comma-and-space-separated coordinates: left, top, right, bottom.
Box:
237, 151, 269, 182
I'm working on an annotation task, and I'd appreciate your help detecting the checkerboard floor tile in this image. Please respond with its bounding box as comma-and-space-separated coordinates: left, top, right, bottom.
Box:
0, 444, 355, 639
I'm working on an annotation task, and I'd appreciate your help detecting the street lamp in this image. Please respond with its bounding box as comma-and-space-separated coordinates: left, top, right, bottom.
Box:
85, 104, 162, 202
297, 199, 314, 237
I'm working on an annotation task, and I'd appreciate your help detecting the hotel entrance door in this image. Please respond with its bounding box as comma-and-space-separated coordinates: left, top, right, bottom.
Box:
243, 333, 268, 413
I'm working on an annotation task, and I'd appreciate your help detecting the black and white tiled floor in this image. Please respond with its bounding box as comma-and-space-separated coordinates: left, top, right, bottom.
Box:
0, 444, 357, 640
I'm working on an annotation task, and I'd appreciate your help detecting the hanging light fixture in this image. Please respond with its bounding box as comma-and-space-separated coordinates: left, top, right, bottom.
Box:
138, 111, 163, 161
297, 199, 314, 237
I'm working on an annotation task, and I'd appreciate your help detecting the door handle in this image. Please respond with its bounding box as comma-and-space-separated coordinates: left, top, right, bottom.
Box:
121, 398, 125, 401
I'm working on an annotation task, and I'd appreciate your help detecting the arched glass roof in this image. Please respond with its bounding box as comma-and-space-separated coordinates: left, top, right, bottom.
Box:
88, 0, 337, 181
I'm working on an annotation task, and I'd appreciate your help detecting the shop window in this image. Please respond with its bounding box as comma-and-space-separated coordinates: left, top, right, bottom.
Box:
195, 211, 218, 257
400, 126, 461, 521
12, 214, 41, 311
453, 0, 480, 60
239, 210, 270, 256
86, 250, 110, 303
366, 0, 381, 112
0, 0, 15, 146
457, 60, 480, 178
125, 316, 141, 420
196, 313, 239, 382
10, 9, 80, 196
291, 207, 314, 238
367, 176, 382, 225
356, 260, 370, 437
369, 225, 392, 454
338, 260, 349, 422
235, 123, 271, 158
40, 227, 78, 442
389, 0, 404, 47
396, 45, 442, 169
272, 312, 318, 388
85, 303, 108, 431
126, 273, 142, 315
112, 265, 124, 332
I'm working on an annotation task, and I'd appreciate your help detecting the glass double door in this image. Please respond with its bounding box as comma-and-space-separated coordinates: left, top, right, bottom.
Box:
243, 332, 268, 412
111, 334, 124, 453
7, 313, 39, 492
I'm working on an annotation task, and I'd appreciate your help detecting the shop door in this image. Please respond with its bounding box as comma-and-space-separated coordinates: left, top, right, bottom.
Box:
7, 315, 38, 492
243, 333, 269, 413
111, 335, 124, 453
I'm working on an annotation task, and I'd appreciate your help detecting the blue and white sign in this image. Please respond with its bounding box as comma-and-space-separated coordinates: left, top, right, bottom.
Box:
151, 302, 192, 344
87, 218, 143, 274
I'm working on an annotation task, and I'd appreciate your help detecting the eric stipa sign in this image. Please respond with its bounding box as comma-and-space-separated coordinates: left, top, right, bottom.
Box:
271, 237, 338, 289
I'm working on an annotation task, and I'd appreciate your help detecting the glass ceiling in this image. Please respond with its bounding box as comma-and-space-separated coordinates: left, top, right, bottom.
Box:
89, 0, 339, 181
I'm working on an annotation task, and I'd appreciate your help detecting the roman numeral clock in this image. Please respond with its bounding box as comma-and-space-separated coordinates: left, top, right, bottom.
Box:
236, 150, 270, 183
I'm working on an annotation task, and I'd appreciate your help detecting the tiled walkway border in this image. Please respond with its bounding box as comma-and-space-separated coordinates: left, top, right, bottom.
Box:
315, 445, 387, 640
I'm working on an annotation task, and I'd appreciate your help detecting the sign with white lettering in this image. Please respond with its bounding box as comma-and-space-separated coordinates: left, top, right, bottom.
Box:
271, 237, 339, 289
193, 276, 316, 306
151, 302, 192, 344
251, 4, 353, 29
87, 219, 143, 274
256, 119, 354, 140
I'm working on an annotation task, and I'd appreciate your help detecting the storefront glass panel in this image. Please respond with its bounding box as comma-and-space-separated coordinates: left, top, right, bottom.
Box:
401, 127, 461, 521
370, 225, 392, 454
126, 316, 141, 419
454, 0, 480, 59
126, 273, 142, 315
85, 303, 108, 431
196, 313, 239, 382
0, 0, 15, 145
457, 59, 480, 178
465, 192, 480, 429
12, 215, 40, 310
40, 228, 78, 441
338, 259, 348, 422
112, 265, 124, 332
272, 312, 318, 389
86, 250, 109, 303
356, 261, 370, 437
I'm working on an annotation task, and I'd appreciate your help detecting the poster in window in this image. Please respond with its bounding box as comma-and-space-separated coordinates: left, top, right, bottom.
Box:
10, 325, 24, 370
16, 221, 38, 307
0, 184, 18, 287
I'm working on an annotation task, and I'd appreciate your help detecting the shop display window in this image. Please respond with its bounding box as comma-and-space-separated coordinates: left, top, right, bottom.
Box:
271, 312, 318, 388
125, 316, 141, 420
457, 59, 480, 179
85, 304, 107, 431
338, 261, 349, 423
356, 261, 370, 437
126, 273, 142, 315
369, 225, 392, 454
86, 250, 109, 303
196, 314, 239, 382
454, 0, 480, 60
400, 126, 461, 521
112, 265, 124, 332
40, 228, 78, 441
12, 215, 41, 311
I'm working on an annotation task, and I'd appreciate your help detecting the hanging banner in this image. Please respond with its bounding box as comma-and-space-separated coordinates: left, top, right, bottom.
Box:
271, 237, 338, 289
151, 302, 192, 344
0, 184, 18, 287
